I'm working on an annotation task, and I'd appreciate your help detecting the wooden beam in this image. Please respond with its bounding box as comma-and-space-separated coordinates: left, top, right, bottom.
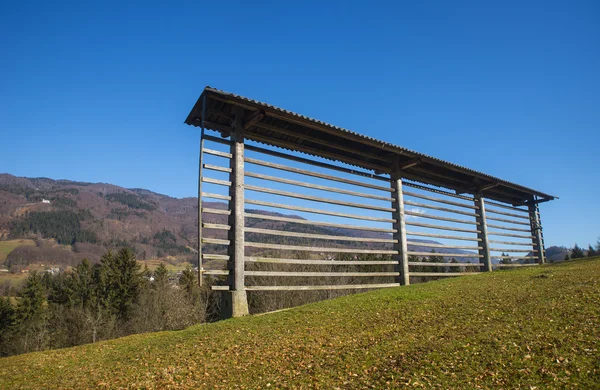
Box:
224, 107, 249, 318
474, 194, 492, 272
244, 212, 397, 233
399, 158, 421, 170
243, 110, 264, 130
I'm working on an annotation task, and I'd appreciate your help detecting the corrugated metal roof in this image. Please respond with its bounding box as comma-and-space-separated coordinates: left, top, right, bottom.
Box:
185, 86, 556, 205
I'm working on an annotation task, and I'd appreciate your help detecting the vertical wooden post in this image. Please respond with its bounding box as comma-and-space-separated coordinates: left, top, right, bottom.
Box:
529, 203, 546, 264
391, 173, 409, 286
197, 96, 206, 287
222, 106, 249, 318
474, 194, 492, 271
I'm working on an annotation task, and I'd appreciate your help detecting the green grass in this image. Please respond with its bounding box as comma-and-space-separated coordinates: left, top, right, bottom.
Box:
1, 258, 599, 388
0, 239, 36, 263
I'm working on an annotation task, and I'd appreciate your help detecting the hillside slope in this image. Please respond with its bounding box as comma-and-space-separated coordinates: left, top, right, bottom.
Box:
0, 173, 479, 266
1, 258, 598, 388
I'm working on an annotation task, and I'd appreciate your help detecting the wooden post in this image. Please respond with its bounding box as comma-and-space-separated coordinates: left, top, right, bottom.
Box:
197, 96, 206, 287
529, 203, 546, 264
222, 106, 249, 318
391, 173, 409, 285
474, 193, 492, 271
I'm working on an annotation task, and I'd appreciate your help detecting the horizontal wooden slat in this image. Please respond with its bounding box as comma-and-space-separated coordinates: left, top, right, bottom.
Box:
489, 248, 537, 253
202, 208, 231, 215
405, 221, 481, 234
488, 239, 533, 246
203, 148, 232, 158
202, 177, 231, 187
211, 285, 230, 291
245, 242, 398, 254
202, 254, 229, 260
486, 224, 531, 233
245, 199, 396, 223
230, 136, 393, 184
407, 251, 482, 258
485, 215, 530, 226
245, 184, 395, 213
245, 271, 399, 277
244, 283, 400, 291
410, 272, 479, 277
405, 211, 478, 226
487, 231, 535, 239
245, 227, 397, 243
244, 213, 396, 233
404, 200, 479, 217
404, 182, 475, 202
202, 238, 230, 245
408, 262, 483, 267
484, 199, 528, 213
201, 192, 231, 201
203, 223, 231, 230
403, 190, 479, 210
406, 231, 481, 242
245, 157, 393, 193
493, 263, 540, 267
202, 269, 229, 275
407, 241, 482, 250
490, 256, 538, 259
203, 163, 232, 173
245, 171, 394, 202
485, 207, 530, 220
245, 257, 397, 265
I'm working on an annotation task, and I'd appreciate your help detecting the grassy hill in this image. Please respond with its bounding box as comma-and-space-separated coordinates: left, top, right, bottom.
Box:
1, 258, 599, 388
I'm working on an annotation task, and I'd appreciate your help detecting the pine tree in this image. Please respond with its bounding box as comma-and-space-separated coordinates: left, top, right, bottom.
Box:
0, 297, 17, 356
153, 263, 169, 290
427, 249, 445, 273
100, 248, 143, 321
571, 244, 585, 259
179, 266, 197, 296
587, 245, 597, 257
17, 272, 49, 353
500, 252, 512, 264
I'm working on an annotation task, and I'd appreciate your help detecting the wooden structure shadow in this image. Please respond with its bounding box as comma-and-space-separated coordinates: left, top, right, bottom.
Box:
185, 87, 556, 318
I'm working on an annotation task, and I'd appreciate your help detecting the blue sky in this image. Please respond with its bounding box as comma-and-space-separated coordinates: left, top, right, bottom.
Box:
0, 1, 598, 248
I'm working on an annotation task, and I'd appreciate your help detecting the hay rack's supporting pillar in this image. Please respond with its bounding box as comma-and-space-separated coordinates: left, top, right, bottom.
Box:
391, 173, 410, 285
529, 202, 546, 264
222, 107, 250, 318
474, 193, 492, 271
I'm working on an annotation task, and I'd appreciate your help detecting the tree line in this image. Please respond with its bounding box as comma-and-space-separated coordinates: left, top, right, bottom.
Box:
0, 248, 219, 357
565, 238, 600, 260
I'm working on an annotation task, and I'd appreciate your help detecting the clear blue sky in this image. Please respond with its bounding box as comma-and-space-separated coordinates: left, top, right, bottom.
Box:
0, 1, 598, 248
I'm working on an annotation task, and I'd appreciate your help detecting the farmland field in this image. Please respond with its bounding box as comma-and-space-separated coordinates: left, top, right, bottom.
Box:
1, 257, 599, 388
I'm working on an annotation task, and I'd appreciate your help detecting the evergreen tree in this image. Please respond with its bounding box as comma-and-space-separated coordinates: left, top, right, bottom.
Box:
153, 263, 169, 290
17, 272, 49, 353
571, 244, 585, 259
564, 253, 570, 261
587, 245, 597, 257
450, 257, 459, 273
408, 255, 421, 272
427, 250, 445, 273
179, 266, 197, 296
0, 297, 17, 356
500, 252, 512, 264
100, 248, 143, 321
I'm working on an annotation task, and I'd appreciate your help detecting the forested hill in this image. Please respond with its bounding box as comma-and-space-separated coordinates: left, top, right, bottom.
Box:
0, 173, 476, 266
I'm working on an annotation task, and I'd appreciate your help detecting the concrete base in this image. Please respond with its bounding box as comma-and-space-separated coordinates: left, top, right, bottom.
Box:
220, 290, 249, 319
